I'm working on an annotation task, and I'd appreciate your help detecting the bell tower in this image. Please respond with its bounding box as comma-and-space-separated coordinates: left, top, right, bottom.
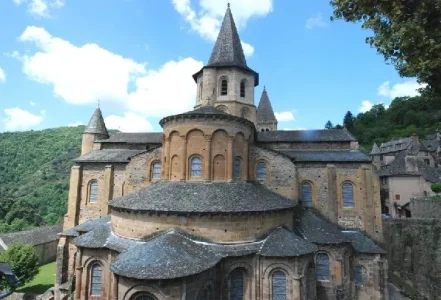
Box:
192, 4, 259, 124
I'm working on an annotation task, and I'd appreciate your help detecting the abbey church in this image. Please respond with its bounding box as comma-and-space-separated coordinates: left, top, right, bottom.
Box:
55, 6, 387, 300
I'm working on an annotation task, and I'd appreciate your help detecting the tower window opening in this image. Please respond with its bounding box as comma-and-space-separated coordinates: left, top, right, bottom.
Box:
221, 79, 228, 95
240, 80, 246, 97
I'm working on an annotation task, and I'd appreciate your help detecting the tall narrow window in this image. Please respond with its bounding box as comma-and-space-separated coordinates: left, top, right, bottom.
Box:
90, 263, 102, 296
342, 182, 354, 208
256, 161, 267, 180
316, 253, 330, 281
221, 79, 228, 95
272, 271, 287, 300
355, 265, 365, 286
233, 158, 241, 179
240, 80, 246, 97
230, 269, 244, 300
190, 156, 202, 178
89, 180, 98, 204
152, 161, 161, 179
301, 182, 313, 208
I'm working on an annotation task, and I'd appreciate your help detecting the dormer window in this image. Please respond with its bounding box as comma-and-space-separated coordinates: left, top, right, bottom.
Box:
240, 80, 246, 97
221, 78, 228, 95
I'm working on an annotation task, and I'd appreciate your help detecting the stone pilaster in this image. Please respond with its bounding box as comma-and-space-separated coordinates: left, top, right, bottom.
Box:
243, 139, 249, 180
102, 165, 114, 215
227, 136, 234, 181
326, 164, 338, 224
180, 135, 187, 180
74, 249, 83, 300
204, 135, 212, 181
65, 165, 83, 229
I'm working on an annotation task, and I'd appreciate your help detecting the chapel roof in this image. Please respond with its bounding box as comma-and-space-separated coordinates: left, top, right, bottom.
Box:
278, 149, 370, 163
256, 88, 277, 123
73, 149, 145, 163
0, 224, 62, 249
84, 108, 108, 136
342, 231, 386, 254
97, 132, 162, 144
256, 129, 356, 143
258, 227, 317, 257
109, 181, 295, 214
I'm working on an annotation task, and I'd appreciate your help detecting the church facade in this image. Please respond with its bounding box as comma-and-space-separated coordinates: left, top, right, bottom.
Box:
55, 6, 387, 300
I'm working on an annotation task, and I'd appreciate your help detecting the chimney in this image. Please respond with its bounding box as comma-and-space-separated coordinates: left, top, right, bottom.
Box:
411, 133, 419, 143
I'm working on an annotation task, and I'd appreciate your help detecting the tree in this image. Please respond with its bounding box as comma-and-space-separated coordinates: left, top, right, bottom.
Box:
0, 243, 39, 286
330, 0, 441, 95
343, 111, 354, 131
325, 120, 334, 129
431, 183, 441, 195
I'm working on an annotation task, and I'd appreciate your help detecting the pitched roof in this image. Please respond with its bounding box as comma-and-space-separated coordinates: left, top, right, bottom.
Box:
256, 88, 277, 123
84, 108, 108, 136
207, 5, 247, 70
0, 224, 62, 249
378, 137, 412, 154
278, 150, 371, 163
370, 143, 380, 155
98, 132, 162, 144
422, 138, 439, 153
256, 130, 356, 143
258, 227, 317, 257
342, 231, 386, 254
73, 149, 145, 163
109, 181, 295, 214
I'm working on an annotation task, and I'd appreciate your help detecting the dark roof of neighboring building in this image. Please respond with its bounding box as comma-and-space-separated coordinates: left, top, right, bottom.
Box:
73, 149, 145, 163
256, 130, 356, 143
110, 229, 222, 280
256, 88, 277, 123
84, 108, 108, 136
109, 181, 295, 214
422, 138, 439, 153
370, 143, 380, 155
378, 137, 412, 154
258, 227, 317, 257
342, 231, 386, 254
0, 224, 62, 249
296, 209, 349, 244
98, 132, 162, 144
278, 150, 371, 163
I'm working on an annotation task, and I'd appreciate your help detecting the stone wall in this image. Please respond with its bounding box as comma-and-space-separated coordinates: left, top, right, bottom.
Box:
383, 218, 441, 299
410, 199, 441, 218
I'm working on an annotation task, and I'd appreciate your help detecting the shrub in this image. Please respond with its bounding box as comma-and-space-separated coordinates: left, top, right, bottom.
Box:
0, 243, 39, 286
431, 182, 441, 195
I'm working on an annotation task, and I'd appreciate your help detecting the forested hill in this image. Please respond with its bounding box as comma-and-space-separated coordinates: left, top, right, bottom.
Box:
0, 126, 85, 233
330, 93, 441, 150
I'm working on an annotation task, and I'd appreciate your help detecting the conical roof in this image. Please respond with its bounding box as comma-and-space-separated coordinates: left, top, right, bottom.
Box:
257, 88, 277, 122
370, 143, 380, 155
207, 5, 247, 69
84, 108, 109, 136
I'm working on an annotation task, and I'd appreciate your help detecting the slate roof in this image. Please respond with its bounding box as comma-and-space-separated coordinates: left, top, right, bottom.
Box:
278, 150, 371, 163
422, 138, 439, 153
73, 149, 145, 163
0, 224, 62, 249
182, 106, 228, 116
98, 132, 162, 144
110, 229, 222, 280
84, 108, 108, 136
378, 137, 412, 154
256, 88, 277, 123
60, 215, 110, 237
109, 181, 295, 214
342, 231, 386, 254
258, 227, 317, 257
256, 130, 356, 143
370, 143, 380, 155
296, 209, 349, 244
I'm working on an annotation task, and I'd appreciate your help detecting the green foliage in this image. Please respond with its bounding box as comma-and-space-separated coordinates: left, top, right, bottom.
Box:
343, 111, 355, 131
0, 126, 84, 232
17, 262, 56, 294
431, 183, 441, 194
0, 243, 39, 286
325, 120, 334, 129
330, 0, 441, 95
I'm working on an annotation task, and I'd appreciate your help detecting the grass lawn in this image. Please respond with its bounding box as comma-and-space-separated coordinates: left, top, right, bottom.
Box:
16, 262, 56, 294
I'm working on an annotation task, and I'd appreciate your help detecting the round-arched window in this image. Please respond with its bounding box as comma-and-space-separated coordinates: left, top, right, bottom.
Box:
190, 156, 202, 178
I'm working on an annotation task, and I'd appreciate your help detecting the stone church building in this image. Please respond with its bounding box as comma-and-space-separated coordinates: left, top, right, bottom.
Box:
55, 5, 387, 300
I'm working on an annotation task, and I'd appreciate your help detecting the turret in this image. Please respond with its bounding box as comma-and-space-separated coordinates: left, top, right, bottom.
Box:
256, 87, 277, 131
81, 107, 109, 155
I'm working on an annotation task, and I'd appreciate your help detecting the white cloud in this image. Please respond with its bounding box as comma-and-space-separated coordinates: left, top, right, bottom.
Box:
2, 107, 45, 131
359, 100, 373, 113
172, 0, 273, 57
275, 111, 295, 122
105, 112, 153, 132
13, 0, 65, 18
29, 101, 36, 106
67, 121, 83, 127
377, 80, 426, 99
305, 13, 328, 30
0, 67, 5, 83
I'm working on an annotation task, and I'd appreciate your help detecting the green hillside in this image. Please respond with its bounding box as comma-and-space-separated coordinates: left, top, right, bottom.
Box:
0, 126, 84, 232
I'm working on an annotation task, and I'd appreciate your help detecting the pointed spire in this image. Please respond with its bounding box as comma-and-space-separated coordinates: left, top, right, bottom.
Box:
371, 143, 380, 155
84, 107, 109, 136
207, 5, 247, 69
257, 88, 277, 122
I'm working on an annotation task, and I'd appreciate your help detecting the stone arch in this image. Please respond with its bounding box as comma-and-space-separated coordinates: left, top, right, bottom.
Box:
255, 157, 270, 181
341, 180, 355, 208
224, 264, 253, 300
123, 284, 164, 300
150, 160, 162, 181
300, 180, 315, 208
87, 179, 98, 204
82, 256, 108, 299
170, 155, 181, 181
315, 251, 331, 281
212, 154, 226, 181
240, 107, 249, 119
216, 105, 228, 113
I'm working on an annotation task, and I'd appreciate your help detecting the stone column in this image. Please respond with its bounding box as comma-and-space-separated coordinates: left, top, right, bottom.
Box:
65, 165, 83, 229
74, 249, 83, 300
163, 136, 170, 179
204, 135, 212, 181
180, 136, 187, 180
102, 165, 114, 215
243, 139, 249, 180
227, 136, 234, 181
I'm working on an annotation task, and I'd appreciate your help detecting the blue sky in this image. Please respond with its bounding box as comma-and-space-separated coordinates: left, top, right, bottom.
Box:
0, 0, 424, 132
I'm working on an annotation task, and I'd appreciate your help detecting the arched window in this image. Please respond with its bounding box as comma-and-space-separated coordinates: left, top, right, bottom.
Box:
230, 269, 244, 300
90, 263, 102, 296
261, 129, 265, 132
301, 182, 313, 208
151, 161, 161, 179
316, 253, 330, 281
342, 182, 354, 208
355, 265, 365, 287
190, 156, 202, 178
216, 105, 228, 113
89, 180, 98, 204
240, 80, 246, 97
240, 108, 248, 119
272, 271, 287, 300
256, 161, 267, 181
221, 78, 228, 95
233, 158, 241, 179
134, 295, 155, 300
